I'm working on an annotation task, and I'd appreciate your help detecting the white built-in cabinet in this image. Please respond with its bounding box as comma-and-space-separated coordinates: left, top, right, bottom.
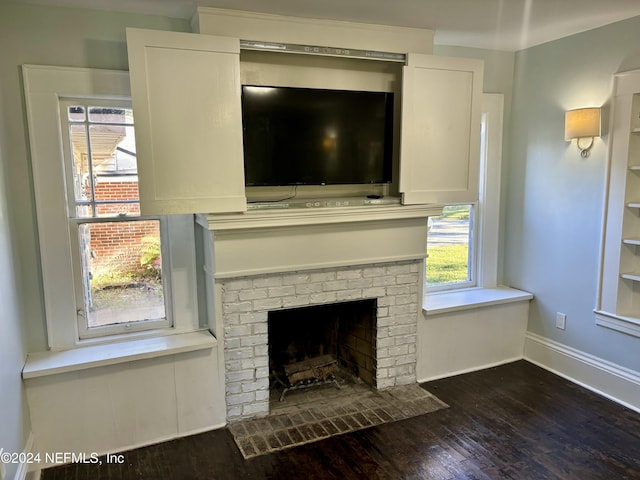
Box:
399, 54, 483, 204
126, 17, 483, 216
126, 29, 247, 215
596, 69, 640, 337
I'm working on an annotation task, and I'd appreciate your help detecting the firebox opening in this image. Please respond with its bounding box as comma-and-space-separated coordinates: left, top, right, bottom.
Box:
268, 299, 377, 398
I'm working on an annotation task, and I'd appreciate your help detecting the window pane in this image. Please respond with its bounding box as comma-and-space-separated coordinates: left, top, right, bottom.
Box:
88, 106, 134, 124
94, 202, 140, 217
426, 205, 472, 286
69, 124, 91, 203
79, 220, 165, 328
68, 105, 85, 122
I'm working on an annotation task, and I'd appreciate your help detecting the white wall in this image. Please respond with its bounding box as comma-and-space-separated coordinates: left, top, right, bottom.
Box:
505, 16, 640, 374
0, 80, 32, 480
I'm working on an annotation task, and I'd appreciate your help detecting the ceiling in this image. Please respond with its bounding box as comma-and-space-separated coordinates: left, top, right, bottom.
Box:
10, 0, 640, 51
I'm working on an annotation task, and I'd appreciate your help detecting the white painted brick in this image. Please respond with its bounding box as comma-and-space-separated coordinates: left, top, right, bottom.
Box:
322, 280, 349, 291
337, 270, 362, 280
254, 276, 283, 288
388, 324, 417, 337
377, 306, 389, 318
239, 289, 268, 301
336, 289, 363, 301
268, 285, 296, 297
253, 298, 283, 311
394, 373, 416, 385
227, 392, 255, 406
223, 301, 253, 314
226, 383, 242, 395
227, 406, 242, 418
394, 334, 417, 346
253, 345, 268, 357
377, 378, 395, 389
309, 292, 338, 304
409, 262, 420, 273
386, 285, 412, 296
239, 312, 268, 324
241, 378, 269, 392
396, 273, 419, 285
255, 389, 270, 401
225, 359, 242, 371
347, 278, 373, 289
378, 296, 396, 307
242, 401, 269, 416
376, 316, 397, 328
377, 357, 395, 368
362, 287, 386, 298
226, 370, 255, 382
310, 271, 336, 282
223, 313, 240, 326
377, 337, 395, 348
377, 367, 389, 378
392, 314, 418, 325
295, 283, 323, 295
388, 344, 409, 357
224, 337, 241, 349
240, 334, 268, 347
363, 266, 385, 278
282, 295, 310, 308
282, 273, 310, 285
224, 279, 253, 291
255, 366, 269, 379
241, 356, 268, 369
389, 304, 417, 316
252, 323, 268, 335
225, 325, 252, 338
373, 276, 396, 287
225, 348, 254, 360
395, 294, 417, 305
222, 291, 239, 303
386, 264, 412, 275
394, 354, 416, 366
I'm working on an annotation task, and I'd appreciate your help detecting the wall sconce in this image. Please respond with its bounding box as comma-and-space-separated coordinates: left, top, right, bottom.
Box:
565, 107, 601, 157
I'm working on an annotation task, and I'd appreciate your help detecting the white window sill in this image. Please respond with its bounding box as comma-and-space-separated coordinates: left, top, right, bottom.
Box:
423, 286, 533, 315
22, 330, 217, 379
595, 310, 640, 338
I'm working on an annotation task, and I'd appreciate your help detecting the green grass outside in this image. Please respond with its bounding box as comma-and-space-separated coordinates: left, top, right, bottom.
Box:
426, 244, 470, 285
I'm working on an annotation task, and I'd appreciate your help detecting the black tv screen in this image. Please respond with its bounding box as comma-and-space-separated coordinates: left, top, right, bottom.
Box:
241, 85, 394, 186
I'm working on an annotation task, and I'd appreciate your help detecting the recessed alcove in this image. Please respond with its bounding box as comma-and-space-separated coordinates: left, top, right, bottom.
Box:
268, 299, 377, 393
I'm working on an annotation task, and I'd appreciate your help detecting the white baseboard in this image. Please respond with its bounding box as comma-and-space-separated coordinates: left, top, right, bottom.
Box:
524, 332, 640, 414
11, 433, 34, 480
417, 356, 523, 383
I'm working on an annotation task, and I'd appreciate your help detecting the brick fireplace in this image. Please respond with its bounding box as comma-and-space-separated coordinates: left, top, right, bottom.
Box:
204, 203, 437, 422
220, 260, 421, 421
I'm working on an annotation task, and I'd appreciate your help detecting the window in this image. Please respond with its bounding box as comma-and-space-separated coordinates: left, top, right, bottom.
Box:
426, 204, 476, 290
23, 65, 201, 350
59, 100, 171, 338
425, 94, 503, 293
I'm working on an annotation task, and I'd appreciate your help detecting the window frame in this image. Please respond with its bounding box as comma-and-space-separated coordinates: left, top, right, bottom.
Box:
23, 65, 201, 350
425, 93, 504, 295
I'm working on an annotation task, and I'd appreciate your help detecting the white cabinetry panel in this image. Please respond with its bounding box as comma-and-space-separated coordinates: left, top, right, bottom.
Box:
399, 54, 483, 205
127, 28, 247, 215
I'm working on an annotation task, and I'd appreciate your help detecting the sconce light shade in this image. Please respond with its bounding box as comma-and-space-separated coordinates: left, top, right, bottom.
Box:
565, 107, 601, 157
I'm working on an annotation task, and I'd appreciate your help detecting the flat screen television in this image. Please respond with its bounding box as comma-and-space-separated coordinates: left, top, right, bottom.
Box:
241, 85, 394, 187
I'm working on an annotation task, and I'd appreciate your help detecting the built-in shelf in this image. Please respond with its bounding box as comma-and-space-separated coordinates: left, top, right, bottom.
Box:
630, 165, 640, 171
632, 127, 640, 134
621, 272, 640, 282
623, 238, 640, 246
627, 202, 640, 209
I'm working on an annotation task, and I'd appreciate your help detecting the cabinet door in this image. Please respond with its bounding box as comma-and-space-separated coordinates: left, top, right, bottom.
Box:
399, 54, 483, 205
127, 28, 246, 215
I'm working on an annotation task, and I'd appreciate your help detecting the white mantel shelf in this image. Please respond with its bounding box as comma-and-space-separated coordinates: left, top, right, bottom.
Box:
204, 203, 442, 231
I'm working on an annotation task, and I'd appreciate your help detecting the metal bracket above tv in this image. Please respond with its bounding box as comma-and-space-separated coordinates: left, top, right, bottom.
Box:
240, 39, 407, 63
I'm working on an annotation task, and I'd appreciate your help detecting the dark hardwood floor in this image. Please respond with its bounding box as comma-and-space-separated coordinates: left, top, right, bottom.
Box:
42, 360, 640, 479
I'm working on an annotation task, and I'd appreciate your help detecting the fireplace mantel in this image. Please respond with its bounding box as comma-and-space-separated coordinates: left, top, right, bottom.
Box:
202, 203, 439, 278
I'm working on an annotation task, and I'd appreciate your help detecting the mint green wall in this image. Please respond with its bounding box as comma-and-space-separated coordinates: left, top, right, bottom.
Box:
0, 4, 190, 352
0, 4, 189, 465
506, 16, 640, 371
434, 45, 516, 286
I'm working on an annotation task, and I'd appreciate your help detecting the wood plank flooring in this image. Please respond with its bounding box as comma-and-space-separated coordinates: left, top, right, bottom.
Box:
42, 360, 640, 479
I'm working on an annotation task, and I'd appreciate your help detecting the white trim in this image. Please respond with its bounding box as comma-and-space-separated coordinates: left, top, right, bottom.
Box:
418, 357, 523, 383
524, 332, 640, 413
22, 330, 216, 379
424, 286, 532, 315
595, 309, 640, 338
10, 433, 34, 480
